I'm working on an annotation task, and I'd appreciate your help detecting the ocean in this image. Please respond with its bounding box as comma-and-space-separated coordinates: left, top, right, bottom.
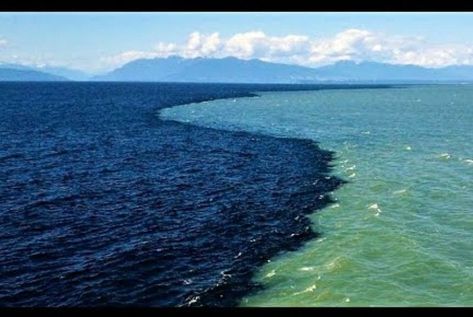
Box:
2, 82, 471, 307
0, 82, 378, 306
161, 84, 473, 306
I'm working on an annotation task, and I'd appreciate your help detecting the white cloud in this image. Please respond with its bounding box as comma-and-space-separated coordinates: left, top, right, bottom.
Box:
104, 29, 473, 69
0, 38, 8, 47
390, 44, 473, 67
224, 31, 310, 61
101, 50, 161, 67
101, 32, 223, 68
184, 32, 221, 57
308, 29, 473, 67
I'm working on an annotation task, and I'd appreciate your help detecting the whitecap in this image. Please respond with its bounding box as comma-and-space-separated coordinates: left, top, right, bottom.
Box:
299, 266, 315, 271
329, 203, 340, 209
368, 203, 382, 215
405, 146, 412, 151
187, 296, 200, 305
439, 153, 451, 159
265, 270, 276, 278
393, 189, 407, 195
368, 203, 379, 210
293, 284, 317, 295
305, 285, 317, 292
464, 159, 473, 165
183, 279, 193, 285
348, 173, 356, 178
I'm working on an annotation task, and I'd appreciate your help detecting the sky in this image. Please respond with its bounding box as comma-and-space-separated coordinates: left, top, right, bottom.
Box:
1, 12, 473, 74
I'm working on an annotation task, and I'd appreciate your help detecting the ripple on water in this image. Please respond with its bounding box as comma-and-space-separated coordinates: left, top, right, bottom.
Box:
162, 85, 473, 306
0, 82, 348, 307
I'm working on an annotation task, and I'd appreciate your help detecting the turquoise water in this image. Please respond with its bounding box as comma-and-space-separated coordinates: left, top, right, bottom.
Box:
160, 85, 473, 306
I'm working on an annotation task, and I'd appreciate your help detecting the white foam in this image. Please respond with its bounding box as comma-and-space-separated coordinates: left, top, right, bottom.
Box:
368, 203, 379, 210
329, 203, 340, 209
393, 189, 407, 195
183, 279, 193, 285
439, 153, 451, 159
405, 146, 412, 151
346, 165, 356, 171
265, 270, 276, 278
368, 203, 382, 215
464, 159, 473, 165
299, 266, 315, 271
293, 284, 317, 295
348, 173, 356, 178
187, 296, 200, 305
305, 285, 317, 292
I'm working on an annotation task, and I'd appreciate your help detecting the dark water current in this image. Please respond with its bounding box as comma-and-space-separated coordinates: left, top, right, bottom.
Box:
0, 82, 387, 306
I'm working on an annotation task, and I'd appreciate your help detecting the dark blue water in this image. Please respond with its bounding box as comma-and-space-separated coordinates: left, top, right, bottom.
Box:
0, 82, 384, 306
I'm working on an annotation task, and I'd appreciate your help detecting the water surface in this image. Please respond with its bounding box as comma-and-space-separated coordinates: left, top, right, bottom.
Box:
0, 82, 347, 306
161, 85, 473, 306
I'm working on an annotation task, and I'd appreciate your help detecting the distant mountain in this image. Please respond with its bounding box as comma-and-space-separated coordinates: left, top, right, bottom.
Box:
35, 66, 90, 81
94, 57, 473, 83
0, 63, 91, 81
314, 61, 473, 82
0, 63, 33, 71
3, 58, 472, 83
93, 56, 318, 83
0, 68, 68, 81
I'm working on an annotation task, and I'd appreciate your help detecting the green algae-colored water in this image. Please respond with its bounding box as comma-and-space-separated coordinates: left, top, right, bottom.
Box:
161, 85, 473, 306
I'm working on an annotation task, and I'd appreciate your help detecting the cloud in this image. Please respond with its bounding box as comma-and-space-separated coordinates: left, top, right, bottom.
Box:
224, 31, 310, 62
104, 29, 473, 69
0, 38, 8, 47
185, 32, 221, 57
101, 32, 223, 68
308, 29, 473, 67
101, 50, 161, 67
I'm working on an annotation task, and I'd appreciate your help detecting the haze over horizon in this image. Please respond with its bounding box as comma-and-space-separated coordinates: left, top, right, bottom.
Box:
2, 12, 473, 74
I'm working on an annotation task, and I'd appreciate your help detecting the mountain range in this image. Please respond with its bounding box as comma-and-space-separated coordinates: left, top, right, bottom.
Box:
0, 67, 68, 82
0, 63, 90, 81
1, 57, 473, 83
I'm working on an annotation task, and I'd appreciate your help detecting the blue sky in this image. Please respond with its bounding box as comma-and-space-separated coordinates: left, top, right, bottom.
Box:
1, 12, 473, 73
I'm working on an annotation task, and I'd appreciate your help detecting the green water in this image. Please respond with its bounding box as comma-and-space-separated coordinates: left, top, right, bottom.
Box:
160, 85, 473, 306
